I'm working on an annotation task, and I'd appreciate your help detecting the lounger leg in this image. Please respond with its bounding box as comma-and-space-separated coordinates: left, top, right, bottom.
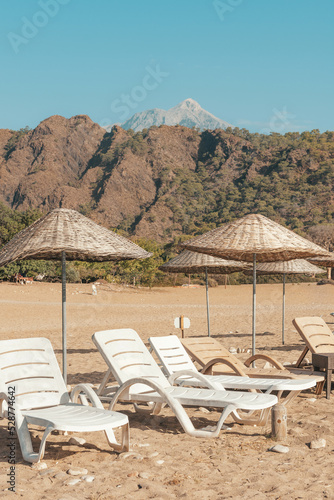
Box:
96, 368, 113, 397
201, 405, 236, 438
231, 388, 299, 427
277, 390, 299, 406
295, 346, 309, 367
149, 396, 235, 438
315, 379, 325, 395
105, 422, 130, 453
38, 424, 54, 461
231, 408, 271, 426
108, 378, 235, 438
15, 413, 40, 463
133, 402, 164, 415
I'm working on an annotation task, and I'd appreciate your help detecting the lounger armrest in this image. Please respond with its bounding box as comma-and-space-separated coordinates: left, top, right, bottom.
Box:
168, 370, 217, 389
108, 377, 181, 412
244, 354, 285, 370
70, 383, 104, 409
0, 392, 8, 418
200, 358, 247, 376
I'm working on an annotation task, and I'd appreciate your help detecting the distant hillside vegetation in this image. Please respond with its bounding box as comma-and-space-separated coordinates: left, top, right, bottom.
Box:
0, 116, 333, 246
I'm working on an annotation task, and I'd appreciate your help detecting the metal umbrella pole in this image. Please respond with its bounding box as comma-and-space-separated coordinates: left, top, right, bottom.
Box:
61, 251, 67, 384
282, 273, 286, 345
252, 253, 257, 358
205, 267, 211, 336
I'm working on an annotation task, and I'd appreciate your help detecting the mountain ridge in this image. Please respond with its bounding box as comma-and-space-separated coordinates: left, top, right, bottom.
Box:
0, 114, 333, 243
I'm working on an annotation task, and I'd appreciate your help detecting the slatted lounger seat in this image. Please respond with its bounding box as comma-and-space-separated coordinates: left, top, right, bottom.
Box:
293, 316, 334, 366
92, 328, 278, 438
181, 336, 325, 394
149, 335, 317, 425
0, 338, 129, 463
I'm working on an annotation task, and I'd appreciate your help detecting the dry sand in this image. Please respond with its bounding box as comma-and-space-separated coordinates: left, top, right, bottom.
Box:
0, 281, 333, 499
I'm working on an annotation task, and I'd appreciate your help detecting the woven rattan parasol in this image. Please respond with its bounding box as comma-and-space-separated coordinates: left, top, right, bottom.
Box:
0, 208, 152, 382
307, 252, 334, 268
183, 213, 329, 355
182, 214, 329, 262
244, 259, 324, 276
160, 250, 250, 336
244, 259, 324, 344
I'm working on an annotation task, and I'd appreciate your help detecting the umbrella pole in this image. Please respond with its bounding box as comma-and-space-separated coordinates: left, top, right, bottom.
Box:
62, 251, 67, 384
205, 267, 210, 337
252, 253, 256, 358
282, 273, 286, 345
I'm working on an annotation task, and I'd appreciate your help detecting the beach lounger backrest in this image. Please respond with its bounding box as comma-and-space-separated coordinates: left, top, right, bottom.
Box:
293, 317, 334, 354
0, 337, 69, 411
149, 335, 198, 376
93, 329, 170, 394
181, 337, 246, 373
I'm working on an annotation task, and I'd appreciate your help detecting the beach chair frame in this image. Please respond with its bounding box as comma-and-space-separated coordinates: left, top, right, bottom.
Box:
293, 316, 334, 367
0, 337, 129, 463
149, 335, 317, 426
181, 336, 325, 395
93, 328, 278, 438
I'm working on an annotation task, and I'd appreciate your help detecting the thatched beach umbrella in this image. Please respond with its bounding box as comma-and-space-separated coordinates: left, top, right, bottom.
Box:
307, 253, 334, 279
244, 259, 324, 344
0, 208, 151, 382
182, 213, 329, 355
160, 250, 250, 336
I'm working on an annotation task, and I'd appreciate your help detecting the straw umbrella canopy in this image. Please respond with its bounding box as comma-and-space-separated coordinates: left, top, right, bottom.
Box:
0, 208, 152, 382
244, 259, 324, 344
307, 252, 334, 278
160, 250, 250, 336
246, 259, 324, 275
182, 213, 329, 355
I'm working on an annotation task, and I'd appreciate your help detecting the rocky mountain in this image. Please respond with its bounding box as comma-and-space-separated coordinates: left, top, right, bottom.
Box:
119, 98, 233, 132
0, 115, 105, 213
1, 115, 333, 243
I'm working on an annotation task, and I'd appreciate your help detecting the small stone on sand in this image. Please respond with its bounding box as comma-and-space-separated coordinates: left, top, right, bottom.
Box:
67, 467, 88, 476
269, 445, 289, 453
68, 436, 86, 446
54, 472, 68, 480
139, 472, 151, 479
82, 475, 95, 482
310, 438, 326, 449
120, 452, 143, 460
31, 462, 47, 470
39, 469, 55, 476
66, 478, 81, 486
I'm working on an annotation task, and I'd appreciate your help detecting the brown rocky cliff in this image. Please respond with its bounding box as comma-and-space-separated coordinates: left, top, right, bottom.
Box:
0, 117, 205, 238
0, 115, 105, 211
1, 116, 333, 242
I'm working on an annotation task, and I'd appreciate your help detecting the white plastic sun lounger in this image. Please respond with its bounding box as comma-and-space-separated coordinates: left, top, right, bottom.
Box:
0, 338, 129, 463
92, 328, 278, 438
149, 335, 317, 425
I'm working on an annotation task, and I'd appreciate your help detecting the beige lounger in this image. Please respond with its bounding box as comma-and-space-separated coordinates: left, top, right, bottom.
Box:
293, 316, 334, 367
181, 336, 325, 393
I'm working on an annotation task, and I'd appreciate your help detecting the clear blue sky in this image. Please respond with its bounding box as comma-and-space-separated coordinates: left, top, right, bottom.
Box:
0, 0, 333, 133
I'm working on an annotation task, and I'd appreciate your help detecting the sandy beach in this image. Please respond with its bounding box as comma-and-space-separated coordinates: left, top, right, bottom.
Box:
0, 281, 333, 499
